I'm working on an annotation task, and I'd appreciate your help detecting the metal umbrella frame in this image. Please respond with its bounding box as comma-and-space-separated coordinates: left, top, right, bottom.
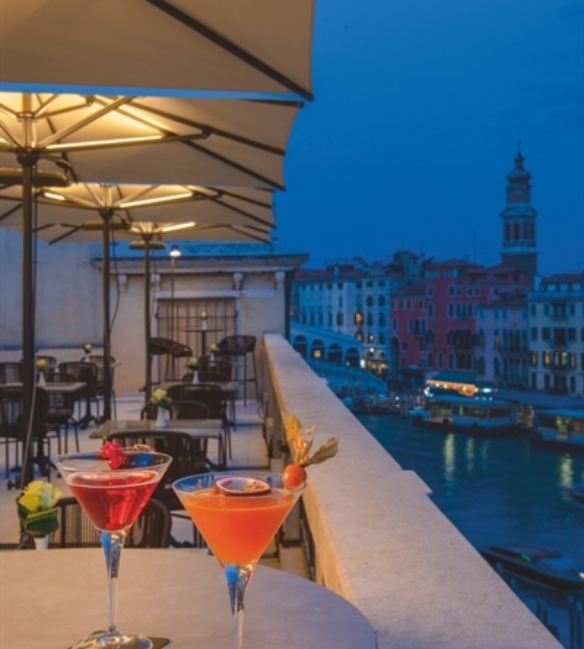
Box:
0, 182, 276, 419
0, 91, 300, 485
1, 0, 315, 100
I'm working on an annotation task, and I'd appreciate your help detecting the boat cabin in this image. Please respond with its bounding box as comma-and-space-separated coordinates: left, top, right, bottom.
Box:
423, 395, 516, 429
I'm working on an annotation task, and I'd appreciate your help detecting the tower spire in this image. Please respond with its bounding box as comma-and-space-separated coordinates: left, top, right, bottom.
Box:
499, 146, 538, 282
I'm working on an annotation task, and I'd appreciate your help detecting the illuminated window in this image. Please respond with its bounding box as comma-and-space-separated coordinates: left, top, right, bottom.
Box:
354, 311, 363, 325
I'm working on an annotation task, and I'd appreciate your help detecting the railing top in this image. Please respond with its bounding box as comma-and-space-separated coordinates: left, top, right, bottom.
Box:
263, 332, 562, 649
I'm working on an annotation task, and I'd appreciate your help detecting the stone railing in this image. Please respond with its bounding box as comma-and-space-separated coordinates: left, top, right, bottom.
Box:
263, 333, 561, 649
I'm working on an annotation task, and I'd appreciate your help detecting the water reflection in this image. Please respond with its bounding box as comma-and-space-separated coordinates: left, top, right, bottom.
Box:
443, 434, 456, 485
359, 415, 584, 649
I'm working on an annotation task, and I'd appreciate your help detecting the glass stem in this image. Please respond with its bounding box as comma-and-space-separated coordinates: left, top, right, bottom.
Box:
101, 530, 127, 636
225, 564, 254, 649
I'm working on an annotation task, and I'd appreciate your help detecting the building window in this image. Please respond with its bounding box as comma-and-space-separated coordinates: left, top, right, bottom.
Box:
448, 304, 454, 317
543, 351, 551, 367
427, 353, 433, 368
544, 304, 549, 315
530, 351, 538, 366
378, 280, 385, 287
401, 342, 408, 351
355, 331, 364, 342
569, 353, 576, 369
368, 334, 374, 343
544, 373, 550, 389
531, 327, 538, 341
392, 319, 398, 332
354, 311, 363, 325
378, 295, 386, 307
427, 287, 434, 297
427, 303, 434, 317
379, 334, 386, 345
366, 296, 373, 307
379, 313, 386, 326
438, 353, 443, 368
568, 328, 576, 341
367, 313, 373, 326
530, 304, 536, 316
336, 313, 344, 326
542, 327, 551, 341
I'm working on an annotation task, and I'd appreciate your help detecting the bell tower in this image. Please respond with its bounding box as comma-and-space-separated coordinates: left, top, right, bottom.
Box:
500, 143, 538, 282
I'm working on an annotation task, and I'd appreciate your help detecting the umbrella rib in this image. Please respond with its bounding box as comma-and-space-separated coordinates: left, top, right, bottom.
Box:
127, 101, 285, 155
0, 201, 22, 223
218, 188, 272, 209
210, 197, 273, 227
182, 140, 285, 190
38, 96, 135, 148
143, 0, 314, 101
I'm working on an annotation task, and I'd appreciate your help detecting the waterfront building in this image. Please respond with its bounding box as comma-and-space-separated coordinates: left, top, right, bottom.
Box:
528, 272, 584, 396
291, 251, 423, 377
390, 150, 539, 388
475, 290, 529, 385
391, 259, 529, 386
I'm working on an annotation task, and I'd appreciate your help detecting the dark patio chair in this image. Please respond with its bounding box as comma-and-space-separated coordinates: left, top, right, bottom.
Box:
88, 355, 118, 419
171, 400, 210, 421
0, 362, 21, 385
0, 385, 60, 478
149, 337, 193, 382
45, 371, 79, 453
58, 361, 99, 427
216, 335, 258, 405
41, 497, 170, 548
167, 383, 231, 459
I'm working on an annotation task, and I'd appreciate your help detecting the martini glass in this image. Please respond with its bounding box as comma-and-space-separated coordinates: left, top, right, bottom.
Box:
173, 471, 306, 649
55, 449, 172, 649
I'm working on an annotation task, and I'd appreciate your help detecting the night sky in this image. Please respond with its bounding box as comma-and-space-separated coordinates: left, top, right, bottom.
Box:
275, 0, 584, 276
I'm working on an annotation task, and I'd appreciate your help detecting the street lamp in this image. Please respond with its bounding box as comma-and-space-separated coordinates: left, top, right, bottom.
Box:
169, 245, 182, 343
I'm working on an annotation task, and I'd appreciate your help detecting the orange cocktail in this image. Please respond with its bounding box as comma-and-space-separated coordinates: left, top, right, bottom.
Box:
173, 472, 306, 649
180, 488, 297, 565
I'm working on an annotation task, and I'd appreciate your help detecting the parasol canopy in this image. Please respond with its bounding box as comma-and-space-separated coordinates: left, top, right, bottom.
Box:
0, 0, 315, 100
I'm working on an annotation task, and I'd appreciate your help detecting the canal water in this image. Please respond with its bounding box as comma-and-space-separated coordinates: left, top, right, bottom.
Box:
358, 414, 584, 648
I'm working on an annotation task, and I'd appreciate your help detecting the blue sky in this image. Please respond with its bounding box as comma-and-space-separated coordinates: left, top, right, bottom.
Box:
276, 0, 584, 276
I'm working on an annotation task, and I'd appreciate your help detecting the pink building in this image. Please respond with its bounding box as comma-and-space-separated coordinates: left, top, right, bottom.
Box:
390, 149, 537, 387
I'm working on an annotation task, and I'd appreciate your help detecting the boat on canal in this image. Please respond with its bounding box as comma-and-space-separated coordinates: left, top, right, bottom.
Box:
528, 409, 584, 454
481, 544, 584, 590
409, 395, 520, 437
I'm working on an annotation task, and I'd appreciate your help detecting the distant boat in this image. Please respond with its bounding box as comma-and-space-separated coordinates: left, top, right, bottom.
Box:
481, 544, 584, 590
409, 395, 520, 437
529, 409, 584, 454
566, 482, 584, 506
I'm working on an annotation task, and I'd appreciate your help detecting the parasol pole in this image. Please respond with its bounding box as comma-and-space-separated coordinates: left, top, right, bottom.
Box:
100, 205, 114, 422
144, 235, 153, 402
17, 93, 39, 487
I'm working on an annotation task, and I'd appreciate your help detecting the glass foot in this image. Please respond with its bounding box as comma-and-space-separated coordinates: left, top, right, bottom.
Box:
70, 631, 153, 649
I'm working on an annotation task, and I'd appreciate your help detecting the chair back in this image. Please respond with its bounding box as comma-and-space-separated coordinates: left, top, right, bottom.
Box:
88, 355, 116, 390
217, 335, 256, 357
197, 355, 233, 382
0, 362, 21, 385
0, 385, 50, 438
149, 337, 192, 358
167, 384, 226, 422
106, 430, 210, 503
58, 362, 98, 397
171, 400, 210, 420
46, 497, 170, 548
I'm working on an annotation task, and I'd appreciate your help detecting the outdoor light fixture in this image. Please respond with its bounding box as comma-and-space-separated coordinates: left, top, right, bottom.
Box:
169, 245, 182, 259
161, 222, 196, 233
43, 191, 66, 201
119, 192, 193, 209
46, 134, 165, 151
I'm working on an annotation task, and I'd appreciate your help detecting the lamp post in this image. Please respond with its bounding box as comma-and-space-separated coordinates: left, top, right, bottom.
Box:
169, 245, 181, 379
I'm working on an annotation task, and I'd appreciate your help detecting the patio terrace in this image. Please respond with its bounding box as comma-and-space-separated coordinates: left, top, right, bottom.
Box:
0, 334, 561, 648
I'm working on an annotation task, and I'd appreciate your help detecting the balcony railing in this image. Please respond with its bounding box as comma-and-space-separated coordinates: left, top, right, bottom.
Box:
263, 333, 561, 649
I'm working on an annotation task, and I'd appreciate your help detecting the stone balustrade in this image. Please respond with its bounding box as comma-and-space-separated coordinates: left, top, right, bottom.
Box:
264, 332, 561, 649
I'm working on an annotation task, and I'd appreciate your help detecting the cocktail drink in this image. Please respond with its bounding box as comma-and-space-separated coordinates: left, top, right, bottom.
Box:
173, 472, 306, 649
55, 448, 172, 649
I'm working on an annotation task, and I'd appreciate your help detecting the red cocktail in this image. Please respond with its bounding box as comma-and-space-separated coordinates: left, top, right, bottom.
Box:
55, 449, 171, 649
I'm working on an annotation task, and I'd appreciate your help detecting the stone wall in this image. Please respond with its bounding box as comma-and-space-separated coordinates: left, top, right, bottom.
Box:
264, 333, 561, 649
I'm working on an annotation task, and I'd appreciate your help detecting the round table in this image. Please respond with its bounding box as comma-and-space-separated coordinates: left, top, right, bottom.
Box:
0, 549, 376, 649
